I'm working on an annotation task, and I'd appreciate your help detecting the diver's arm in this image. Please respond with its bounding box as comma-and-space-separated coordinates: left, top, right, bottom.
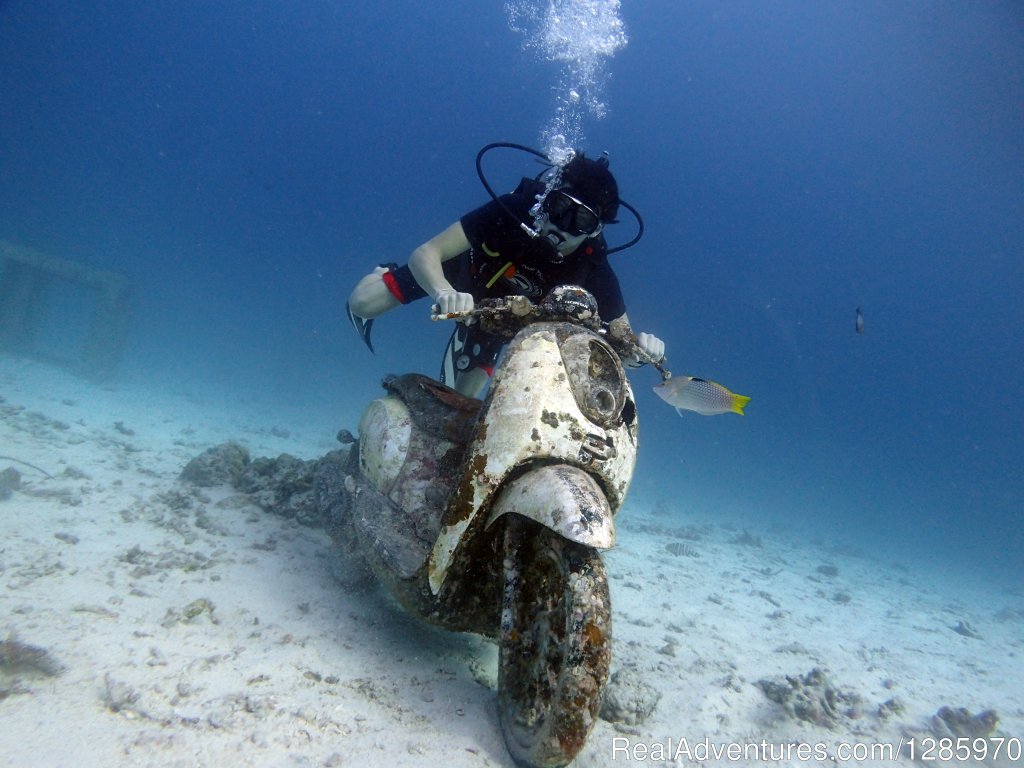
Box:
346, 221, 470, 319
347, 266, 400, 319
409, 221, 474, 314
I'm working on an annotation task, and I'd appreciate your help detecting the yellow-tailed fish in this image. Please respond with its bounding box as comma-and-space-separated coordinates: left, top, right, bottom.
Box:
653, 376, 750, 416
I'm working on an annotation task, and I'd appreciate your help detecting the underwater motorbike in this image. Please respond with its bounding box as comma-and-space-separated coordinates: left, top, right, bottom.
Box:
317, 285, 653, 768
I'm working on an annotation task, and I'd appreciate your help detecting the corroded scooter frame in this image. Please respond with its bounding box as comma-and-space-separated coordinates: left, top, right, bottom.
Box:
319, 285, 657, 768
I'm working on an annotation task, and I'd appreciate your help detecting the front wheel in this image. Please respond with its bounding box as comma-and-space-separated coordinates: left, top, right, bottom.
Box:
498, 515, 612, 768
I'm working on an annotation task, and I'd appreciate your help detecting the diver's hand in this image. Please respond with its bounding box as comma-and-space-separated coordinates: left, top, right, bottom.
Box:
637, 332, 665, 363
434, 289, 475, 316
622, 331, 666, 369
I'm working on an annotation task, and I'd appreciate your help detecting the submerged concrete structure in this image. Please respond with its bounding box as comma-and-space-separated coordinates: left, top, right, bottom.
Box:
0, 240, 131, 381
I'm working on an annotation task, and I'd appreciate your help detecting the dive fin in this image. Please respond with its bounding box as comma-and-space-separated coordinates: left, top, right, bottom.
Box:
346, 302, 375, 353
440, 324, 469, 386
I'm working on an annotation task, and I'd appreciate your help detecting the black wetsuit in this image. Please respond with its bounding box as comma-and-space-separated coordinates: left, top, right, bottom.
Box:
386, 184, 625, 312
383, 181, 627, 384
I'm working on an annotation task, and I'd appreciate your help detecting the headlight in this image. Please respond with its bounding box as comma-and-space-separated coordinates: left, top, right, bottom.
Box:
560, 332, 627, 427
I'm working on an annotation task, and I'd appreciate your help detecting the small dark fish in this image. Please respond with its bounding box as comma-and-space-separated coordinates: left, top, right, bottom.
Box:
855, 307, 864, 335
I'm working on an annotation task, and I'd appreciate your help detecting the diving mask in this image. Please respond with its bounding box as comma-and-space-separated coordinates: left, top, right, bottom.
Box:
543, 189, 603, 237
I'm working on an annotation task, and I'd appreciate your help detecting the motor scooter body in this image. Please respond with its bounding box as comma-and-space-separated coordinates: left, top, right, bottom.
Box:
339, 320, 635, 613
318, 288, 640, 767
428, 318, 637, 588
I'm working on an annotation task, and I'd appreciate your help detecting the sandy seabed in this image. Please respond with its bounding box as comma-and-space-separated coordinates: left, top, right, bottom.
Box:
1, 353, 1021, 767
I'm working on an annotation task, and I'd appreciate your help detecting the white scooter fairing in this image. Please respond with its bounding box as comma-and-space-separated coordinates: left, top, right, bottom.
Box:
426, 319, 637, 594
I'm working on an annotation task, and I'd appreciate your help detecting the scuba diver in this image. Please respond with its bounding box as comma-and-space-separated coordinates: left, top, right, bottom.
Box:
346, 146, 666, 398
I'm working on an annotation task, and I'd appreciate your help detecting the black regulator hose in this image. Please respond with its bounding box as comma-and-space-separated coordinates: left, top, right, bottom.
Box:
608, 199, 644, 255
475, 142, 550, 239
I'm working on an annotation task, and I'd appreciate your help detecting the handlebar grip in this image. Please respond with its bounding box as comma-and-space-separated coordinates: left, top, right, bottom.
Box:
430, 306, 479, 322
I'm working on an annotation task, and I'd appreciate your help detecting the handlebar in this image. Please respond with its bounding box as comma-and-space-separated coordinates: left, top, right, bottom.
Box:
430, 289, 672, 381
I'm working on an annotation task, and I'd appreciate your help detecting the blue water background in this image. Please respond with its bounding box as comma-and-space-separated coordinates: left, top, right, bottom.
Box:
1, 1, 1021, 580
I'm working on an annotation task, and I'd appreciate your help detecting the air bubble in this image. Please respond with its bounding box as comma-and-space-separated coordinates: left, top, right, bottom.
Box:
506, 0, 627, 154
